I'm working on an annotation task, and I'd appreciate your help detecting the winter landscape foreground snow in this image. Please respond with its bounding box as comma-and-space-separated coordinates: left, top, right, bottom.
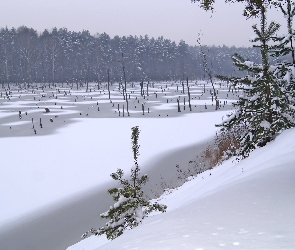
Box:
0, 80, 232, 250
0, 82, 294, 250
68, 127, 295, 250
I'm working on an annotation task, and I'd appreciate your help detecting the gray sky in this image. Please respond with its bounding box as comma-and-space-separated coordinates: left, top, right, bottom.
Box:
0, 0, 286, 47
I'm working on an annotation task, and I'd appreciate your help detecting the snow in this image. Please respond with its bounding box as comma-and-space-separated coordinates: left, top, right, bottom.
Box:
0, 111, 226, 228
244, 60, 255, 68
113, 196, 128, 209
284, 70, 291, 82
68, 127, 295, 250
152, 103, 177, 110
260, 120, 271, 129
1, 81, 294, 250
1, 121, 31, 126
190, 99, 235, 105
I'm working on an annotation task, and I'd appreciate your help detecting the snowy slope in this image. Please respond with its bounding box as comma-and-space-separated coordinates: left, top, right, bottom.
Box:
68, 128, 295, 250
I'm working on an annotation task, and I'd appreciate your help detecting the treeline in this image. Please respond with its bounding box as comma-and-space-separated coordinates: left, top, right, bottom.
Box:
0, 26, 262, 84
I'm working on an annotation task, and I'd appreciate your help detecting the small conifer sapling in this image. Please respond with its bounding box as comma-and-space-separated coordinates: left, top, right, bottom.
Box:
83, 126, 167, 240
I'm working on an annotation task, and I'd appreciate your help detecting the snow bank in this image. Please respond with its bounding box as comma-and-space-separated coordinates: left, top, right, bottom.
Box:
68, 128, 295, 250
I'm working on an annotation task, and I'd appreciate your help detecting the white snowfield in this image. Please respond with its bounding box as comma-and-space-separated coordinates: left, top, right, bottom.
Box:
1, 81, 294, 250
68, 127, 295, 250
0, 81, 241, 250
0, 111, 226, 228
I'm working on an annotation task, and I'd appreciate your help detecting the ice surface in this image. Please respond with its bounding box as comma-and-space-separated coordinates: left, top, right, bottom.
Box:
0, 111, 226, 227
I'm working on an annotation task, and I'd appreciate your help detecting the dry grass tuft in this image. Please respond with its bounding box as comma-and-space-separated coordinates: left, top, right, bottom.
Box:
203, 129, 240, 169
154, 129, 242, 197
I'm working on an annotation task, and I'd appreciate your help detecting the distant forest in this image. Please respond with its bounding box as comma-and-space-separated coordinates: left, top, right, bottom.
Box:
0, 26, 266, 84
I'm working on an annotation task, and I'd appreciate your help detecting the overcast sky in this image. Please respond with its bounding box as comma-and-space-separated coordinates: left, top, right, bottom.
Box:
0, 0, 285, 47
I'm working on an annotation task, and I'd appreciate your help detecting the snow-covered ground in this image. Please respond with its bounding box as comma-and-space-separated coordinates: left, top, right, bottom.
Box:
2, 82, 294, 250
68, 127, 295, 250
0, 111, 225, 227
1, 81, 233, 229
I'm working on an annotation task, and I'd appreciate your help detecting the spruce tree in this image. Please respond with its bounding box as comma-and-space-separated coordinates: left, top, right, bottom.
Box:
83, 126, 167, 240
218, 3, 295, 157
273, 0, 295, 63
271, 0, 295, 96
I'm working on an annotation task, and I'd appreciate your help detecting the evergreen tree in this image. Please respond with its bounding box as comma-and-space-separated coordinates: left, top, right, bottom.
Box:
271, 0, 295, 95
192, 0, 279, 17
0, 27, 14, 85
83, 126, 167, 240
218, 2, 295, 157
0, 25, 265, 84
